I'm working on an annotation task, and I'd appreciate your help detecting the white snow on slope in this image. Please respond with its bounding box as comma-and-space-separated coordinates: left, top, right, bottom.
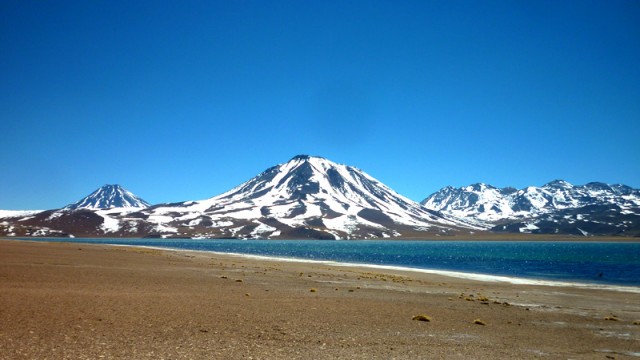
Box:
141, 155, 480, 237
0, 210, 43, 219
96, 210, 121, 233
65, 184, 150, 210
422, 180, 640, 225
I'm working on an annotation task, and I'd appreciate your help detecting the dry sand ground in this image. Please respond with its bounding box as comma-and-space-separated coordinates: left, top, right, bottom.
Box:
0, 240, 639, 359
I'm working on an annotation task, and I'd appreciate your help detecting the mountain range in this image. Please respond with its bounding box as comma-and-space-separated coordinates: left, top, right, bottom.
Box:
1, 155, 638, 239
421, 180, 640, 236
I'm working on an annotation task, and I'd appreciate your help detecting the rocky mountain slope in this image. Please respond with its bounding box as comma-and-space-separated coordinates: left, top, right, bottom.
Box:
134, 155, 478, 239
421, 180, 640, 236
0, 156, 478, 239
0, 185, 150, 237
2, 158, 637, 238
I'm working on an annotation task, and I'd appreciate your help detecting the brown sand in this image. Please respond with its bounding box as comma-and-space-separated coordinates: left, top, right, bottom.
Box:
1, 240, 639, 359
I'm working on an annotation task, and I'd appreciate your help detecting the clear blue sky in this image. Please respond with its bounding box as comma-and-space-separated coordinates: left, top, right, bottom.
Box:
1, 0, 639, 209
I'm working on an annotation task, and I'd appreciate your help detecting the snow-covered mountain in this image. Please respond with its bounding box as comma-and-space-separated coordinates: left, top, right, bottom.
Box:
422, 180, 640, 236
134, 155, 478, 239
0, 184, 150, 237
65, 184, 150, 210
2, 160, 637, 238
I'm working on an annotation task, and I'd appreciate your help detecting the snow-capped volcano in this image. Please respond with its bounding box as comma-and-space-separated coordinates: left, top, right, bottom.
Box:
422, 180, 640, 236
141, 155, 477, 239
65, 184, 150, 210
0, 184, 152, 238
201, 154, 450, 226
2, 160, 636, 239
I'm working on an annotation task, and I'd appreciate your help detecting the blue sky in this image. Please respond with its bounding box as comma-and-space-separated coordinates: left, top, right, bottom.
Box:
1, 0, 639, 209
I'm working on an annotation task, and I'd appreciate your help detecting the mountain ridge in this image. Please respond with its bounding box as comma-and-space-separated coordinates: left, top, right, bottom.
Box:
1, 156, 638, 238
421, 180, 640, 236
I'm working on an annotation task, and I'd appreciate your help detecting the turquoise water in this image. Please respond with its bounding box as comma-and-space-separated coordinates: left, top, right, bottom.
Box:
14, 238, 640, 287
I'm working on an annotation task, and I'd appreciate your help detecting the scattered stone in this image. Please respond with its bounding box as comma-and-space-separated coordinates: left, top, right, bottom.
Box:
604, 316, 619, 321
310, 288, 317, 293
412, 315, 431, 322
235, 279, 243, 283
473, 319, 486, 326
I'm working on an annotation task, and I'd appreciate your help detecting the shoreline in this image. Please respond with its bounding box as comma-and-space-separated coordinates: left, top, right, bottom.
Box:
3, 233, 640, 242
130, 244, 640, 294
2, 240, 639, 359
5, 237, 640, 291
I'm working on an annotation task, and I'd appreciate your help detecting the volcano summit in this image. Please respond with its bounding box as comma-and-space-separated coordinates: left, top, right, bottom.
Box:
136, 155, 478, 239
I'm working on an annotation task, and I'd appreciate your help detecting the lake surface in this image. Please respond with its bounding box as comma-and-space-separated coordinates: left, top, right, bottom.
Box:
13, 238, 640, 288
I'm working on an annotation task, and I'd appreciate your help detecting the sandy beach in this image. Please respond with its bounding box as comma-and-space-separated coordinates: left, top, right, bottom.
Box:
1, 240, 639, 359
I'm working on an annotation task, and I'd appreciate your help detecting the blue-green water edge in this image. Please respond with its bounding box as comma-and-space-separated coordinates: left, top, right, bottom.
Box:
13, 238, 640, 287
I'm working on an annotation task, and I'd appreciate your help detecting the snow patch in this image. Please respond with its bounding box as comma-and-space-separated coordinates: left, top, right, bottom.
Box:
519, 223, 539, 233
0, 210, 43, 218
250, 221, 277, 237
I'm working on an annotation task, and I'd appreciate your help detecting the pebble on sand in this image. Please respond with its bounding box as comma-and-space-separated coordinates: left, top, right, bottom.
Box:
412, 315, 431, 322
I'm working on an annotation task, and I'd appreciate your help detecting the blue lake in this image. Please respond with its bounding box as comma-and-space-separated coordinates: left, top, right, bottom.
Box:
14, 238, 640, 287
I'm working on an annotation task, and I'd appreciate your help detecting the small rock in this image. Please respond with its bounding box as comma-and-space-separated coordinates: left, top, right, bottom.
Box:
412, 315, 431, 322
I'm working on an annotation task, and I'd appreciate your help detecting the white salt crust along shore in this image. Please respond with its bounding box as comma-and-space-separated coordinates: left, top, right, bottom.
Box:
116, 244, 640, 294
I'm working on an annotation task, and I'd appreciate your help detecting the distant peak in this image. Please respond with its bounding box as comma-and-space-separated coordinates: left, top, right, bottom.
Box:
465, 183, 492, 191
102, 184, 122, 189
291, 154, 310, 160
290, 154, 326, 161
544, 179, 573, 188
64, 184, 150, 210
584, 182, 612, 191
